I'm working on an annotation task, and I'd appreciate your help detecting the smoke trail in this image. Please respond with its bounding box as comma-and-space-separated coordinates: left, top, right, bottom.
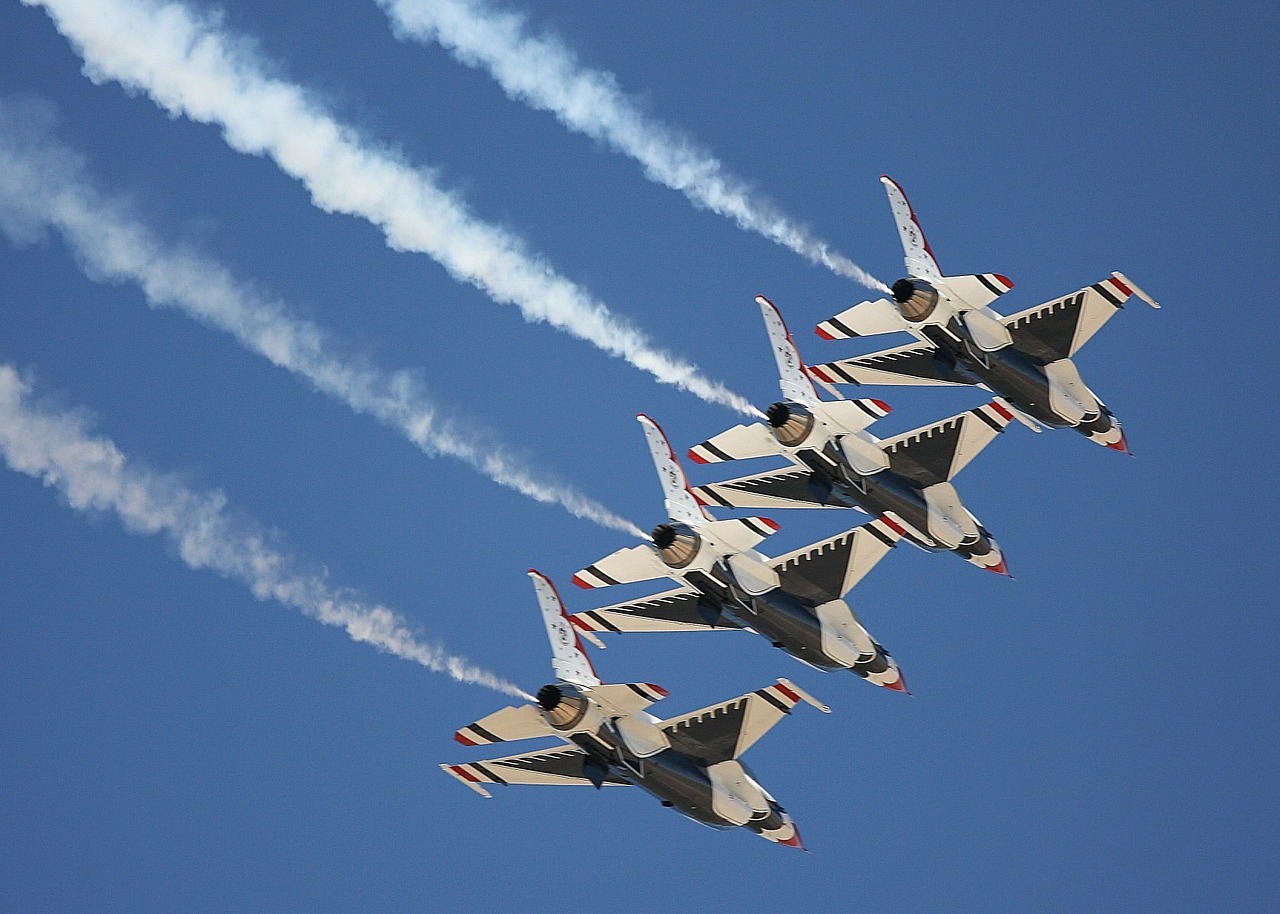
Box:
377, 0, 890, 293
0, 96, 643, 537
23, 0, 758, 417
0, 364, 531, 698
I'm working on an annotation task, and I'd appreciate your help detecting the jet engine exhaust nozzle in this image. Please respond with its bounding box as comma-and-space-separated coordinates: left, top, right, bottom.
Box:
891, 278, 940, 322
650, 523, 702, 569
766, 401, 816, 448
536, 683, 591, 730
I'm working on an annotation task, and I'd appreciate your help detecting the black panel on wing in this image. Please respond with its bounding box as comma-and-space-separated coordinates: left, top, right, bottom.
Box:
823, 344, 960, 386
579, 589, 733, 632
489, 748, 630, 786
699, 468, 836, 509
1005, 290, 1091, 363
663, 697, 750, 766
884, 416, 965, 487
773, 528, 865, 605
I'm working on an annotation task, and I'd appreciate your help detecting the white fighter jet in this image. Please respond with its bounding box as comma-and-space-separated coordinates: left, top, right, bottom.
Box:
442, 570, 827, 848
688, 296, 1015, 574
571, 415, 908, 691
810, 176, 1159, 452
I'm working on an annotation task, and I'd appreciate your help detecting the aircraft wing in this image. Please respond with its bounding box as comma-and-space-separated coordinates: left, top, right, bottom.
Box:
816, 297, 909, 340
770, 517, 904, 605
695, 467, 852, 511
1003, 274, 1149, 362
660, 679, 826, 765
572, 585, 739, 634
441, 746, 630, 798
810, 341, 968, 388
879, 400, 1015, 486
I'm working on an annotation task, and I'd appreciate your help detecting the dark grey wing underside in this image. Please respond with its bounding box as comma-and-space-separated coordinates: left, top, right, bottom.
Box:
573, 587, 736, 634
443, 746, 631, 795
1003, 279, 1131, 363
813, 342, 967, 388
695, 468, 847, 510
883, 415, 967, 487
771, 519, 900, 605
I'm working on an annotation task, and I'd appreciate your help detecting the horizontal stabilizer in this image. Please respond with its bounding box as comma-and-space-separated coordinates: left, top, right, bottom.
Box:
816, 297, 908, 340
661, 679, 827, 766
771, 517, 904, 604
811, 341, 966, 388
1003, 275, 1142, 362
818, 397, 893, 434
585, 682, 669, 717
700, 516, 780, 551
455, 704, 555, 747
689, 422, 779, 464
696, 467, 852, 511
572, 544, 667, 589
573, 586, 735, 634
880, 400, 1014, 486
442, 747, 631, 798
942, 273, 1015, 312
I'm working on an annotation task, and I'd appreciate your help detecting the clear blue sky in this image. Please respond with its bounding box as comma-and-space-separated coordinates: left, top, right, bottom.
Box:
1, 2, 1276, 912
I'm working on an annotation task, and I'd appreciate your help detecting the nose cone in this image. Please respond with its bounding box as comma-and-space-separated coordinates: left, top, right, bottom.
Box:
778, 829, 806, 850
1106, 428, 1133, 455
770, 820, 806, 850
883, 670, 910, 694
985, 554, 1012, 578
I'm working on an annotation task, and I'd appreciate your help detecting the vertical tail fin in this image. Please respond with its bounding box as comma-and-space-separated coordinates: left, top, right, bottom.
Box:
881, 175, 943, 281
755, 295, 819, 406
637, 414, 713, 526
528, 570, 601, 686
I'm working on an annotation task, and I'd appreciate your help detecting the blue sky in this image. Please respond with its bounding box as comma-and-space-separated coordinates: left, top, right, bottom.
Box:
1, 1, 1276, 912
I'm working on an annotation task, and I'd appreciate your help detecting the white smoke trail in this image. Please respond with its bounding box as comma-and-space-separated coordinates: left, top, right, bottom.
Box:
0, 364, 531, 698
0, 97, 643, 537
377, 0, 890, 294
23, 0, 759, 417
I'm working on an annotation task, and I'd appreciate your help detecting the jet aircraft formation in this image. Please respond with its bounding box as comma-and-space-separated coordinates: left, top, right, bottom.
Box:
443, 177, 1158, 849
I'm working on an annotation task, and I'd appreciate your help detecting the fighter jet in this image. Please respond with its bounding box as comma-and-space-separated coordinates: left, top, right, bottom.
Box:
810, 175, 1160, 452
442, 570, 827, 848
570, 415, 907, 690
687, 295, 1014, 574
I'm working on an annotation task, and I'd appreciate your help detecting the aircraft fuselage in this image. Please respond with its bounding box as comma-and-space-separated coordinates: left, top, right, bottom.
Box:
919, 322, 1119, 440
680, 568, 898, 683
566, 724, 795, 839
788, 441, 999, 565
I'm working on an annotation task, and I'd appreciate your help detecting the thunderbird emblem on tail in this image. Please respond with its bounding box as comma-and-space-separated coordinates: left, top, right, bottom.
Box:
442, 570, 826, 848
810, 175, 1159, 452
